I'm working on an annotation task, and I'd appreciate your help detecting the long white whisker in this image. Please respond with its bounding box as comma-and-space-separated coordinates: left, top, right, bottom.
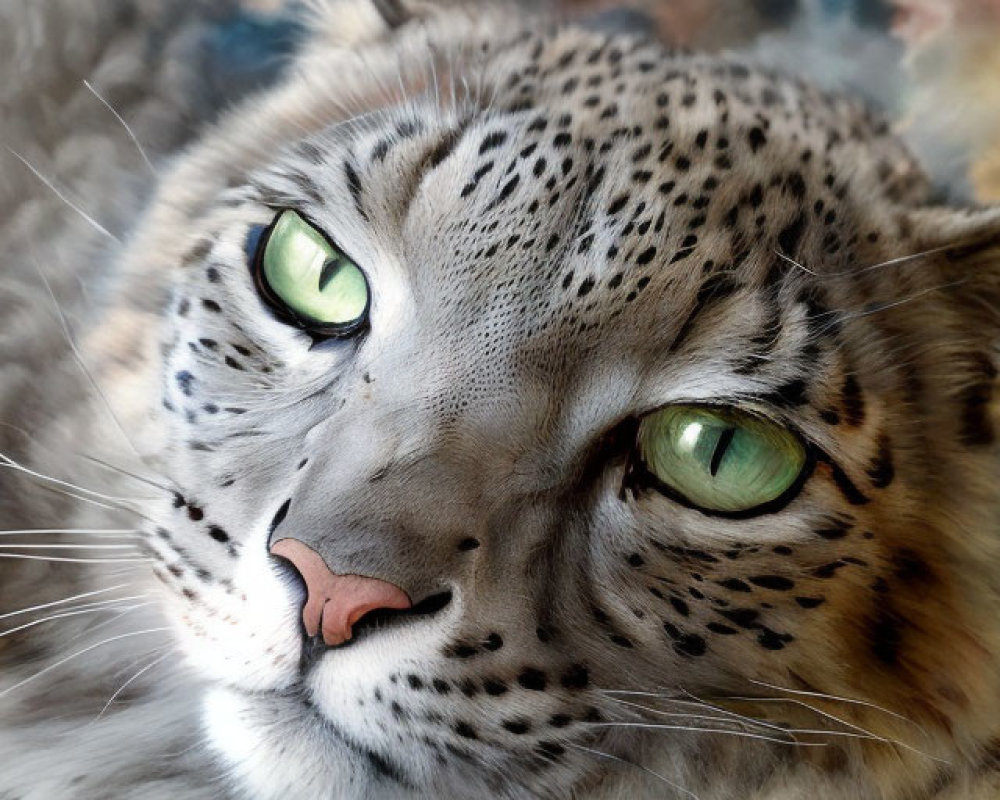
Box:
582, 721, 826, 747
0, 554, 152, 564
0, 544, 141, 550
4, 147, 119, 242
603, 694, 794, 738
677, 690, 802, 736
0, 627, 169, 700
0, 583, 133, 621
0, 529, 138, 537
0, 453, 141, 506
32, 480, 136, 516
746, 679, 911, 723
83, 80, 156, 175
775, 242, 961, 278
0, 598, 151, 639
92, 650, 171, 722
79, 454, 177, 494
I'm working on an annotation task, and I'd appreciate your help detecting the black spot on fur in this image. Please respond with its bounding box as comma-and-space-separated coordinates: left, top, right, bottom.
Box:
719, 608, 759, 628
707, 622, 739, 635
560, 664, 589, 690
748, 575, 794, 591
479, 131, 508, 154
344, 159, 366, 220
958, 353, 997, 446
822, 455, 870, 506
757, 628, 794, 650
517, 668, 547, 691
673, 633, 707, 657
867, 435, 895, 489
841, 375, 865, 427
503, 719, 531, 734
208, 526, 229, 543
891, 548, 934, 585
868, 605, 904, 666
454, 721, 478, 740
777, 213, 807, 256
670, 275, 739, 352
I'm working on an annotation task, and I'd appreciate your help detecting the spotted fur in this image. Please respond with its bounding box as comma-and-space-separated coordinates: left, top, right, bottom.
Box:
2, 2, 1000, 799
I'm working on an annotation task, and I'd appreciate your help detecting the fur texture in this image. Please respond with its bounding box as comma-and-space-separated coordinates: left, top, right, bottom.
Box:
2, 2, 1000, 799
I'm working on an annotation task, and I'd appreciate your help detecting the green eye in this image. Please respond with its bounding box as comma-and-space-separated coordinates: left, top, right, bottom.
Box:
636, 405, 810, 516
252, 210, 370, 336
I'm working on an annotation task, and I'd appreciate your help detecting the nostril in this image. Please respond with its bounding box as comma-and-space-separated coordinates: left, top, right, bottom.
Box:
269, 537, 412, 646
339, 590, 454, 641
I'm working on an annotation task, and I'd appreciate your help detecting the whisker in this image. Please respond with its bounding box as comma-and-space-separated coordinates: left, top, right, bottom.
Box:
4, 147, 119, 242
0, 454, 155, 522
0, 626, 170, 700
0, 554, 153, 564
0, 583, 133, 621
582, 721, 826, 747
746, 679, 912, 723
31, 480, 136, 516
0, 544, 141, 550
0, 452, 143, 506
721, 695, 890, 740
0, 529, 139, 537
83, 80, 156, 175
92, 650, 171, 722
602, 694, 793, 738
563, 742, 702, 800
78, 454, 177, 494
0, 598, 151, 639
676, 689, 804, 736
775, 242, 962, 279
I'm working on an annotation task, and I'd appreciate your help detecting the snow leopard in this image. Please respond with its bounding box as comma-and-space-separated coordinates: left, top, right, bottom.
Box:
2, 1, 999, 798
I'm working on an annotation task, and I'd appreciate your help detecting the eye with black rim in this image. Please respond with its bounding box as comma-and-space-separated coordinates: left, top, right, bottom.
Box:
247, 210, 370, 338
632, 404, 814, 518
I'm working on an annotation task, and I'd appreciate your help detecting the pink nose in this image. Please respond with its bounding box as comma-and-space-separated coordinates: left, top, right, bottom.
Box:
270, 538, 411, 646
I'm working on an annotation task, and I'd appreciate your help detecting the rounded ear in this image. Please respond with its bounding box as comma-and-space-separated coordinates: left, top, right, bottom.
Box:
905, 205, 1000, 343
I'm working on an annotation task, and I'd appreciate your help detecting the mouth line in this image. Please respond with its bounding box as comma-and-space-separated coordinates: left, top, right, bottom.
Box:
301, 590, 453, 664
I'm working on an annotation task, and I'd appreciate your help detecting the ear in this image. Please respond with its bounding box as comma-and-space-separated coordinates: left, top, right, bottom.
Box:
904, 204, 1000, 343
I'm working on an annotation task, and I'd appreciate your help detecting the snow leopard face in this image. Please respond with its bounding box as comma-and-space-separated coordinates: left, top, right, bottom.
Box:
120, 3, 1000, 798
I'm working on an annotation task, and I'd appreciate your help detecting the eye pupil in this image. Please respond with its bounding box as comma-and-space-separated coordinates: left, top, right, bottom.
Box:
708, 427, 735, 477
317, 257, 344, 292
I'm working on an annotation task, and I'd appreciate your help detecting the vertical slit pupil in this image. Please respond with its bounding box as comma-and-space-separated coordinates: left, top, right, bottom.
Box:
317, 256, 344, 292
709, 427, 736, 477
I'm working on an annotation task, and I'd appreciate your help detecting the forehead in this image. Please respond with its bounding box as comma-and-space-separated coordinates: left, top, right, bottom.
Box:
249, 28, 910, 397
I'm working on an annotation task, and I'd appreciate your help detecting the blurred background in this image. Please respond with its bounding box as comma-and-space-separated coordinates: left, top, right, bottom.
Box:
223, 0, 1000, 203
557, 0, 1000, 203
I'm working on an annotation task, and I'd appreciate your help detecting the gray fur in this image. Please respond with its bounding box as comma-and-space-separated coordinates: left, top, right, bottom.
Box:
2, 2, 1000, 799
